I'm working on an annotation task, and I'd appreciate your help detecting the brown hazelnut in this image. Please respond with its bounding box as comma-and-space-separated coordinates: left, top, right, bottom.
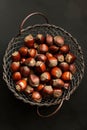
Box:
32, 91, 42, 102
54, 35, 64, 46
20, 66, 30, 77
43, 85, 53, 95
52, 79, 64, 88
34, 43, 39, 49
69, 64, 76, 74
51, 67, 62, 78
16, 79, 27, 91
55, 54, 64, 62
47, 57, 58, 67
37, 84, 45, 91
19, 46, 28, 57
46, 34, 53, 46
12, 72, 21, 81
60, 45, 70, 54
24, 34, 34, 48
53, 89, 63, 98
36, 34, 45, 43
24, 58, 36, 67
40, 72, 51, 82
10, 62, 20, 72
39, 44, 48, 53
65, 53, 76, 63
29, 74, 40, 87
49, 45, 59, 53
20, 58, 26, 65
59, 62, 69, 71
28, 49, 37, 58
46, 53, 53, 58
12, 51, 21, 61
24, 85, 34, 94
36, 61, 46, 73
36, 54, 47, 62
62, 71, 72, 81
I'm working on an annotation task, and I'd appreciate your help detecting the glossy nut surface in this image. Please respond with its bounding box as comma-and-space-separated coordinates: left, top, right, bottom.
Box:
36, 61, 46, 73
52, 79, 64, 88
49, 45, 59, 53
63, 83, 70, 89
24, 85, 34, 94
65, 53, 76, 63
40, 72, 51, 82
19, 47, 28, 57
10, 62, 20, 72
24, 34, 34, 48
54, 35, 64, 46
12, 51, 21, 61
24, 58, 36, 67
43, 85, 53, 95
62, 71, 72, 81
47, 57, 58, 67
36, 34, 45, 43
39, 44, 48, 53
28, 49, 37, 58
51, 67, 62, 78
16, 79, 27, 91
60, 45, 70, 54
69, 64, 76, 74
12, 72, 21, 81
59, 62, 69, 71
46, 34, 53, 46
37, 84, 45, 91
29, 74, 40, 87
36, 54, 47, 62
32, 91, 42, 102
20, 66, 30, 77
55, 54, 64, 62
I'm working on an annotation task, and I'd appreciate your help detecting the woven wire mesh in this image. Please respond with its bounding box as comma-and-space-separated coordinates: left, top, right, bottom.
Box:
3, 24, 84, 106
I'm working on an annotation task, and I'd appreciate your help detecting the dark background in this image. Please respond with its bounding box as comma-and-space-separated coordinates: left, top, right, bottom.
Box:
0, 0, 87, 130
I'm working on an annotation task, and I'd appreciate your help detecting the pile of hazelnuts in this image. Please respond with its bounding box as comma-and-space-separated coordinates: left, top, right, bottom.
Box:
10, 34, 76, 103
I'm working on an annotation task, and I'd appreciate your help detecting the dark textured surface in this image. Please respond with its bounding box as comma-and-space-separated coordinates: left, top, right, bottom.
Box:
0, 0, 87, 130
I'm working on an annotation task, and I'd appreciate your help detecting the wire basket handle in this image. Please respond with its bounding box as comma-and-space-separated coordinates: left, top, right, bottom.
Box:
20, 12, 49, 34
37, 99, 64, 118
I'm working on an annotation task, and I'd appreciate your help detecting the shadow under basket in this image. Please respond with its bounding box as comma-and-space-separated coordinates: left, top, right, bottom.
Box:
3, 12, 85, 117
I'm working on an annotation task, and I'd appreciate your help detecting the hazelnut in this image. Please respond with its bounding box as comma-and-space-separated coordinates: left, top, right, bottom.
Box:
12, 51, 21, 61
49, 45, 59, 53
52, 79, 64, 88
32, 91, 42, 102
10, 62, 20, 72
39, 44, 48, 53
24, 58, 36, 67
46, 34, 53, 46
53, 89, 63, 98
55, 54, 64, 62
40, 72, 51, 82
20, 66, 30, 77
59, 62, 69, 71
19, 46, 28, 57
28, 48, 37, 58
36, 61, 46, 73
16, 79, 27, 91
54, 35, 64, 46
47, 57, 58, 67
43, 85, 53, 95
62, 71, 72, 81
46, 53, 53, 58
24, 34, 34, 48
51, 67, 62, 78
36, 34, 45, 43
69, 64, 76, 74
29, 74, 40, 87
65, 53, 76, 63
20, 58, 26, 65
24, 85, 34, 94
12, 72, 21, 81
36, 54, 47, 62
60, 45, 70, 54
37, 84, 45, 91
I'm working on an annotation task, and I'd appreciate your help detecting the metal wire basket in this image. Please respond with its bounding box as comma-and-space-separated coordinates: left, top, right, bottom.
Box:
3, 12, 84, 117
